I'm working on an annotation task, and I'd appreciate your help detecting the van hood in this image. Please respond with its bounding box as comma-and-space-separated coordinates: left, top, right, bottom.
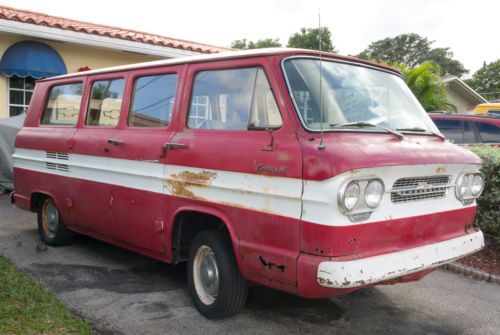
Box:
300, 132, 482, 180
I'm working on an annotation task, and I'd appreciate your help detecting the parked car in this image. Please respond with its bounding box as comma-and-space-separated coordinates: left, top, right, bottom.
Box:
473, 102, 500, 116
12, 48, 485, 318
430, 113, 500, 146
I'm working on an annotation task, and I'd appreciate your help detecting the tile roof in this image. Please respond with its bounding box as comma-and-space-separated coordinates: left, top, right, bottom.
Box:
0, 5, 232, 54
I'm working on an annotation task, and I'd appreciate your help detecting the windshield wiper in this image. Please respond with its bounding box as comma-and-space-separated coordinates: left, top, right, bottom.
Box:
330, 121, 404, 140
396, 127, 446, 141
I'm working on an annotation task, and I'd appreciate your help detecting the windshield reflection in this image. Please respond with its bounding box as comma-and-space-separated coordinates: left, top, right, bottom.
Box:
283, 58, 439, 134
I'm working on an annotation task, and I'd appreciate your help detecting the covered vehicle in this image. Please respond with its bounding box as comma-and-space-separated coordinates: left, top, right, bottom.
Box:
0, 114, 25, 192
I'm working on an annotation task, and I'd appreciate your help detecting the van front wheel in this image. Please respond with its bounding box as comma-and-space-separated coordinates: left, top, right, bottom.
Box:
187, 231, 247, 319
37, 197, 76, 246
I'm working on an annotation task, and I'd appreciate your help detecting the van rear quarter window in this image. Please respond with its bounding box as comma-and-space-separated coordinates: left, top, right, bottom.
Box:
86, 79, 125, 127
129, 74, 178, 127
41, 82, 83, 125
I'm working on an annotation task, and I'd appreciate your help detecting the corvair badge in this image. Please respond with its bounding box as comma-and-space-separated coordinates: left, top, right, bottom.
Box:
417, 182, 434, 190
255, 163, 287, 175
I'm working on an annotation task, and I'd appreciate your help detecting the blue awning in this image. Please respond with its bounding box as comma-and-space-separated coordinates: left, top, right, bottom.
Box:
0, 41, 67, 79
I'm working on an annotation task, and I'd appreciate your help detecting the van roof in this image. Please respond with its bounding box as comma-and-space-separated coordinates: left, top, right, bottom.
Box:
38, 48, 400, 82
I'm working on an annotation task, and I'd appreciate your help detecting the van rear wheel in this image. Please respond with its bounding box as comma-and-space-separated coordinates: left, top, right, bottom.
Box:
37, 197, 76, 246
187, 230, 247, 319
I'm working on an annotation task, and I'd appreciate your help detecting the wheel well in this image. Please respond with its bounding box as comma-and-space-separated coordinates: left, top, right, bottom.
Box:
31, 192, 48, 212
171, 211, 230, 264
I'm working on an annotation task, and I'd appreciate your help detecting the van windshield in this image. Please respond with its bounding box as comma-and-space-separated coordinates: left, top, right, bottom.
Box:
283, 58, 439, 134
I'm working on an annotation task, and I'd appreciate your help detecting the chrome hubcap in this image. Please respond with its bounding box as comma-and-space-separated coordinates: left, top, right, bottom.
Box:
193, 245, 219, 305
42, 199, 58, 239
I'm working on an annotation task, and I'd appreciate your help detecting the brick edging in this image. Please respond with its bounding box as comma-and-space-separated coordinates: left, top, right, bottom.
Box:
441, 262, 500, 285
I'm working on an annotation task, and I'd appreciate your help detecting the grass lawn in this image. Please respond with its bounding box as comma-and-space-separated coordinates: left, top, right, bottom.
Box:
0, 256, 92, 334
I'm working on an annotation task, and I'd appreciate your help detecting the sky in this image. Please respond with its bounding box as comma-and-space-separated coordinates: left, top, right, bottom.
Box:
1, 0, 498, 76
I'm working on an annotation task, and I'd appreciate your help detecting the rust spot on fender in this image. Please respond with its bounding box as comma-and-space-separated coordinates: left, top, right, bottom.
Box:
164, 170, 216, 198
259, 256, 286, 272
435, 165, 447, 174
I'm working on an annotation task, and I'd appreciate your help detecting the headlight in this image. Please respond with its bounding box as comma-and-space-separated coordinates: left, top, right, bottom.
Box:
455, 172, 484, 203
470, 174, 484, 196
458, 175, 470, 198
365, 179, 384, 208
343, 182, 360, 211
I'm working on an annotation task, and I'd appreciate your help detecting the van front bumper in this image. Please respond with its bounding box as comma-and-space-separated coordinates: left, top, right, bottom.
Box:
317, 230, 484, 288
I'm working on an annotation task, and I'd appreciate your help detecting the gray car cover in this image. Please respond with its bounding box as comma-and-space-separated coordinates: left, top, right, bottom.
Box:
0, 114, 25, 192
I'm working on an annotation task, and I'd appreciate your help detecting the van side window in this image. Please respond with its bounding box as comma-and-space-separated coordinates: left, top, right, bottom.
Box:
86, 79, 125, 126
129, 74, 178, 127
188, 68, 282, 130
41, 83, 83, 125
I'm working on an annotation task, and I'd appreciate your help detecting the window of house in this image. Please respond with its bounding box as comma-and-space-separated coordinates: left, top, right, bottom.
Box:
129, 74, 178, 127
41, 82, 83, 125
86, 79, 125, 126
188, 67, 282, 130
8, 76, 35, 117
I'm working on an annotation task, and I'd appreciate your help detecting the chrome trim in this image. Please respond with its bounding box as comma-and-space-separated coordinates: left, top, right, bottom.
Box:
387, 184, 455, 193
455, 171, 484, 204
337, 176, 384, 222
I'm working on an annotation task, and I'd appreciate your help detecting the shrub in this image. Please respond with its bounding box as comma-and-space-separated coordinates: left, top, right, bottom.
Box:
467, 145, 500, 241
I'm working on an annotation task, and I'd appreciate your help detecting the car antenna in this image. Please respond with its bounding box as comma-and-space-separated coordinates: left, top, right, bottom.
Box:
317, 9, 326, 150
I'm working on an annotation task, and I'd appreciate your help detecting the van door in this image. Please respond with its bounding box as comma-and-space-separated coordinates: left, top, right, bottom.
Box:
106, 68, 182, 253
163, 61, 303, 285
71, 74, 128, 235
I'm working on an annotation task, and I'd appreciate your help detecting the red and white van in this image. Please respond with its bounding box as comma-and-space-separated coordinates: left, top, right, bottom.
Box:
12, 49, 485, 318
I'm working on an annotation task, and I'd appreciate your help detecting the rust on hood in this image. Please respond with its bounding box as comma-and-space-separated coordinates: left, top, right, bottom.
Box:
435, 165, 447, 174
164, 170, 216, 198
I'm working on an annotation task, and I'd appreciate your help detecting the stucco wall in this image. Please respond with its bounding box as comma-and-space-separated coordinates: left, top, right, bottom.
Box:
444, 86, 475, 114
0, 32, 164, 118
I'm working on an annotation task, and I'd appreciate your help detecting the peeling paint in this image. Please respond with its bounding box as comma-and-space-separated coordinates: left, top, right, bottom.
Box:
259, 256, 286, 272
164, 170, 216, 198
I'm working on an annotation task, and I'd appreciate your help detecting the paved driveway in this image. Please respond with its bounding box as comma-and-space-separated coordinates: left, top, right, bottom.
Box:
0, 194, 498, 335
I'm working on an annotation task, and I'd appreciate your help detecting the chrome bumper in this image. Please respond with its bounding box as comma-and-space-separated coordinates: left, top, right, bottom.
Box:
317, 231, 484, 288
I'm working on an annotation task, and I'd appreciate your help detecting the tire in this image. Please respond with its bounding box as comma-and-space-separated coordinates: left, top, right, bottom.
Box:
187, 230, 247, 319
37, 197, 76, 246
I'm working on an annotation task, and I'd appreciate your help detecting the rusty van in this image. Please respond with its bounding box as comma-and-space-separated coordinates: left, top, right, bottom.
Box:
12, 49, 485, 318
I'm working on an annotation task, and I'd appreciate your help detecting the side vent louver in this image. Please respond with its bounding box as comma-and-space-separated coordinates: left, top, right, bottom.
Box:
45, 151, 70, 172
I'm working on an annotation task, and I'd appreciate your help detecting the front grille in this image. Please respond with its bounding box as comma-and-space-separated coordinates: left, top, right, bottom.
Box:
391, 175, 451, 203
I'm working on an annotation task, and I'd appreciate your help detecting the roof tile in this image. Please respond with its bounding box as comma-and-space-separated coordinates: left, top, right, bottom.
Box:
0, 5, 232, 54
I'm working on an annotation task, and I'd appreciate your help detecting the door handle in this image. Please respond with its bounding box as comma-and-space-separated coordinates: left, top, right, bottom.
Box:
160, 142, 187, 157
108, 138, 125, 146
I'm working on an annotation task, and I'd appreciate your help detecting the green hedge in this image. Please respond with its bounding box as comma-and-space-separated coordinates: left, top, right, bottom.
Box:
467, 146, 500, 241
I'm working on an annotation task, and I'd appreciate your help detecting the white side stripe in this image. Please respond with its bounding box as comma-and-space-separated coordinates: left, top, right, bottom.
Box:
13, 148, 303, 219
14, 148, 478, 226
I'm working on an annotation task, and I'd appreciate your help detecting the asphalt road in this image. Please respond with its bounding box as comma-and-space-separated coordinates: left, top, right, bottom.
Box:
1, 193, 499, 335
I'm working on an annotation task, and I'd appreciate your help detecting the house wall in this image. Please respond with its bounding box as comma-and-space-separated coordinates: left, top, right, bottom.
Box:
444, 86, 476, 114
0, 32, 164, 118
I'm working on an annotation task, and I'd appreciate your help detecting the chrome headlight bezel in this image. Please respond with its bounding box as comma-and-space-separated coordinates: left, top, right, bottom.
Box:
338, 177, 385, 222
455, 172, 484, 204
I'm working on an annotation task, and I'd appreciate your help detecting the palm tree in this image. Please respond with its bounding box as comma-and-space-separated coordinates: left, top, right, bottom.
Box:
399, 61, 456, 112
